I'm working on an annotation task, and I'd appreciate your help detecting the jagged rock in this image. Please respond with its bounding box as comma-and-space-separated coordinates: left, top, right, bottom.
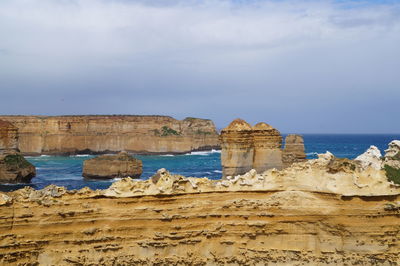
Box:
0, 120, 18, 152
82, 152, 142, 179
384, 140, 400, 168
220, 119, 254, 177
283, 134, 306, 168
0, 151, 36, 183
355, 145, 383, 170
252, 122, 283, 172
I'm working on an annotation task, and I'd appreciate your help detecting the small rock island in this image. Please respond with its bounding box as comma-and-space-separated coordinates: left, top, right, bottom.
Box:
82, 152, 143, 179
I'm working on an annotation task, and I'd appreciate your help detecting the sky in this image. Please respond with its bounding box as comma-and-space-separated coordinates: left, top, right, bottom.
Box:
0, 0, 400, 133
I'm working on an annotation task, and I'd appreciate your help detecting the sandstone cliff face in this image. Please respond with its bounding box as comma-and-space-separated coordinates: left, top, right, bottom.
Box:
0, 115, 220, 155
0, 120, 18, 151
0, 154, 399, 265
83, 152, 142, 179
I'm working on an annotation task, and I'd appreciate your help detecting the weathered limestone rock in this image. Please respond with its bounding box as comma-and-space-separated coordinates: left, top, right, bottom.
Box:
220, 119, 254, 177
0, 151, 36, 183
0, 115, 220, 155
383, 140, 400, 185
82, 152, 142, 179
283, 134, 306, 168
0, 120, 18, 151
384, 140, 400, 168
355, 145, 383, 170
252, 122, 283, 172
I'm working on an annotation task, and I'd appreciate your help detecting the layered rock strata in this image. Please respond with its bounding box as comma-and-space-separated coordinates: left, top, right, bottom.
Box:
282, 134, 306, 168
252, 122, 283, 173
82, 152, 142, 179
0, 151, 36, 183
220, 119, 254, 177
220, 119, 305, 177
0, 152, 399, 265
0, 120, 18, 152
0, 115, 220, 155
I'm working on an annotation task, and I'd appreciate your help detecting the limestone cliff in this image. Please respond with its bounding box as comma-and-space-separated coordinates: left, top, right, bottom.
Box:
0, 153, 399, 265
0, 115, 220, 155
0, 120, 18, 152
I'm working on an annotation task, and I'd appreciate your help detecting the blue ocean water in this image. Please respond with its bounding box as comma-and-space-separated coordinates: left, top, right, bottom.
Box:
1, 134, 399, 192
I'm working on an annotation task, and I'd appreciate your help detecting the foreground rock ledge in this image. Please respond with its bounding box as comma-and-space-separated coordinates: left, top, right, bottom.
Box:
1, 154, 400, 265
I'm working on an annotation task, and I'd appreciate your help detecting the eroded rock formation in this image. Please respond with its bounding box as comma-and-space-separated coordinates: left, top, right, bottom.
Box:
82, 152, 143, 179
0, 151, 399, 265
220, 119, 305, 177
0, 115, 220, 155
0, 151, 36, 183
282, 134, 306, 168
220, 119, 254, 177
252, 122, 283, 173
0, 120, 18, 151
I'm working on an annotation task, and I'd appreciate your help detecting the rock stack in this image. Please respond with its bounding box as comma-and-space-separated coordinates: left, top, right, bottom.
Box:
0, 120, 36, 183
220, 119, 306, 178
220, 119, 254, 177
252, 122, 283, 172
83, 151, 143, 179
0, 151, 36, 183
282, 134, 306, 168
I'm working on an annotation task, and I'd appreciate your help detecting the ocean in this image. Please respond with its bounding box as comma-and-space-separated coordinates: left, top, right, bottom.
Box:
1, 134, 399, 192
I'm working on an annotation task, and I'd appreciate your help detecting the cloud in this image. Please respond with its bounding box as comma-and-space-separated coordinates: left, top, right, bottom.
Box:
0, 0, 400, 133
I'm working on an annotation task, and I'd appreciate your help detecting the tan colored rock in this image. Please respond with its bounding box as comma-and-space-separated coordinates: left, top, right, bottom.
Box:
220, 119, 254, 177
0, 151, 36, 183
82, 152, 142, 179
0, 115, 220, 155
0, 120, 18, 151
283, 134, 306, 168
0, 152, 400, 265
252, 122, 283, 172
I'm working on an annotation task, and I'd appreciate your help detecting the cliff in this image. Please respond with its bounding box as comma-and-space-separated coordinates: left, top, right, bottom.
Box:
0, 153, 399, 265
0, 120, 18, 152
0, 115, 220, 155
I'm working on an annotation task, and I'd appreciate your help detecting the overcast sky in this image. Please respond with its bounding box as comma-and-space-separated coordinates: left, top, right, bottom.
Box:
0, 0, 399, 133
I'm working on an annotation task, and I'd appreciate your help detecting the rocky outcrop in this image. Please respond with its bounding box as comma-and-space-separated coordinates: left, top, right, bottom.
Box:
220, 119, 254, 177
0, 115, 220, 155
252, 122, 283, 173
0, 151, 36, 183
220, 119, 306, 177
0, 151, 399, 265
383, 140, 400, 185
83, 152, 142, 179
355, 145, 383, 170
0, 120, 18, 151
282, 134, 306, 168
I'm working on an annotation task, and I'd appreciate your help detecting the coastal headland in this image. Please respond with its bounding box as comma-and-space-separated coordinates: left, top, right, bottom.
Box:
0, 115, 220, 155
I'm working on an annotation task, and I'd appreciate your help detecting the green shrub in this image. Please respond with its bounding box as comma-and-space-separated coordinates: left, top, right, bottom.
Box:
384, 164, 400, 185
160, 126, 180, 136
4, 154, 31, 168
